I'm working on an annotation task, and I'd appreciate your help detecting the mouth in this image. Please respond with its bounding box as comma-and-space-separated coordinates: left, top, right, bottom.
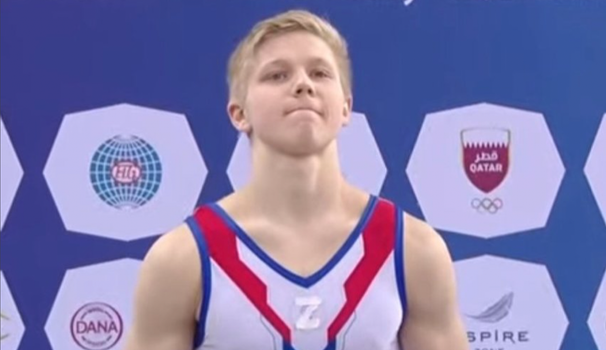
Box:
286, 107, 321, 116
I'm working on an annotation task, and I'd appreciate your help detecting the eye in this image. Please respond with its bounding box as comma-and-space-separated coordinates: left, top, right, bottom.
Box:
311, 69, 331, 79
266, 71, 288, 81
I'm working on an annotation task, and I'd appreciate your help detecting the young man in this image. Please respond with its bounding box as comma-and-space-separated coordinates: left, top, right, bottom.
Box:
123, 9, 469, 350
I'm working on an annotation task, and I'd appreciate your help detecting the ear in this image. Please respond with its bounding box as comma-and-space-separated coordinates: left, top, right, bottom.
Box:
227, 99, 252, 133
341, 95, 353, 126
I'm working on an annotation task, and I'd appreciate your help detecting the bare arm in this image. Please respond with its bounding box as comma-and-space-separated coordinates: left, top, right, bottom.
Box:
122, 224, 201, 350
399, 214, 469, 350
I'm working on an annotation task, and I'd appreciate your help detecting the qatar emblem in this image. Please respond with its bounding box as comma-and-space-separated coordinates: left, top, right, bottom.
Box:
461, 128, 510, 214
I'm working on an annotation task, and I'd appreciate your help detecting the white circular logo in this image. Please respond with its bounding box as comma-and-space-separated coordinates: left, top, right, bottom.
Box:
70, 302, 123, 350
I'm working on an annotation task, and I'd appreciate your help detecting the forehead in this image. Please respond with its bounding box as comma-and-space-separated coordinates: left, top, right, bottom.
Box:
252, 31, 338, 69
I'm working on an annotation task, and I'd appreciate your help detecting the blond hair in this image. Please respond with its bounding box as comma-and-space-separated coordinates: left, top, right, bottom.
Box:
227, 9, 352, 104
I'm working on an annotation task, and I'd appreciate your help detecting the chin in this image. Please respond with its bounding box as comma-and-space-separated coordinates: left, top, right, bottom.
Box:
257, 128, 336, 157
279, 136, 334, 157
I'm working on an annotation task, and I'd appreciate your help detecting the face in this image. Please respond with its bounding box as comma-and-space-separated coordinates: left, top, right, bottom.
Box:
228, 31, 352, 157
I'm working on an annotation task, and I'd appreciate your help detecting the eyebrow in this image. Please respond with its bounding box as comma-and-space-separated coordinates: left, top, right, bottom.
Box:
259, 57, 334, 71
259, 59, 289, 70
307, 57, 333, 67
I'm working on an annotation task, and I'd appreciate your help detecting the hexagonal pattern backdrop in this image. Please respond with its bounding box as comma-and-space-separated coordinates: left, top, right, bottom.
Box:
0, 2, 605, 350
585, 113, 606, 226
0, 272, 25, 350
0, 118, 24, 232
43, 104, 208, 240
455, 255, 569, 350
588, 271, 606, 350
227, 111, 387, 194
407, 103, 565, 238
44, 259, 141, 350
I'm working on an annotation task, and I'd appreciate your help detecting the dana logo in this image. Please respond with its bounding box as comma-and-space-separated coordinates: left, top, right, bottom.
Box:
466, 292, 531, 347
1, 312, 9, 340
70, 302, 123, 350
45, 260, 141, 350
90, 134, 162, 210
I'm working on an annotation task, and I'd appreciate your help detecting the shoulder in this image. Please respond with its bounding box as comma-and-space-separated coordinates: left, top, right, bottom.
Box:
144, 222, 200, 271
370, 198, 455, 293
395, 215, 468, 347
403, 213, 451, 268
125, 222, 203, 348
371, 197, 450, 264
135, 222, 202, 308
401, 212, 459, 311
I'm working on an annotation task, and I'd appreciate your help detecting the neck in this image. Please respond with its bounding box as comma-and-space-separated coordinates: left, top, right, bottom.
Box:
241, 140, 349, 224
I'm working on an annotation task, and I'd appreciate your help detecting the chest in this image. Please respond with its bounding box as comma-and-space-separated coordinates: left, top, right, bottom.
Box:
192, 198, 404, 350
198, 234, 403, 350
236, 219, 360, 278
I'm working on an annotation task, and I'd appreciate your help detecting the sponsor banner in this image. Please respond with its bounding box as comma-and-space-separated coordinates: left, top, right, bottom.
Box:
43, 104, 208, 240
44, 259, 141, 350
455, 255, 568, 350
407, 103, 565, 237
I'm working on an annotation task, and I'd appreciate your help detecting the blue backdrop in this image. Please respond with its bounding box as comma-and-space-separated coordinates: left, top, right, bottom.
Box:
1, 0, 605, 350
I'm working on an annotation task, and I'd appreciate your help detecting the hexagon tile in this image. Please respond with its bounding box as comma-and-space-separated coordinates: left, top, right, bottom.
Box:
588, 271, 606, 350
406, 103, 565, 238
585, 112, 606, 226
44, 259, 141, 350
43, 104, 208, 240
0, 272, 26, 350
455, 255, 568, 350
0, 118, 24, 232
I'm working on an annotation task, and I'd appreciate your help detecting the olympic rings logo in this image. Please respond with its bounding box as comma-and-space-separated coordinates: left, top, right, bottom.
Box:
472, 197, 503, 214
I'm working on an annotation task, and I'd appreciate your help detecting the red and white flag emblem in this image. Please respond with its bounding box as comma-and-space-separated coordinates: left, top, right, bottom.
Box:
461, 128, 510, 194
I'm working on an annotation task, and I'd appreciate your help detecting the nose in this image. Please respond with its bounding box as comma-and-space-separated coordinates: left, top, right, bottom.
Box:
292, 71, 315, 97
295, 85, 314, 96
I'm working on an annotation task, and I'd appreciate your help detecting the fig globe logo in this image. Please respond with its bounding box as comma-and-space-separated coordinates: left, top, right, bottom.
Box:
466, 292, 531, 349
461, 128, 511, 214
70, 302, 123, 350
90, 135, 162, 210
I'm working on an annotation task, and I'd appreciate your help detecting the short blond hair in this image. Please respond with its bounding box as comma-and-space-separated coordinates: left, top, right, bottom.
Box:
227, 9, 352, 104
